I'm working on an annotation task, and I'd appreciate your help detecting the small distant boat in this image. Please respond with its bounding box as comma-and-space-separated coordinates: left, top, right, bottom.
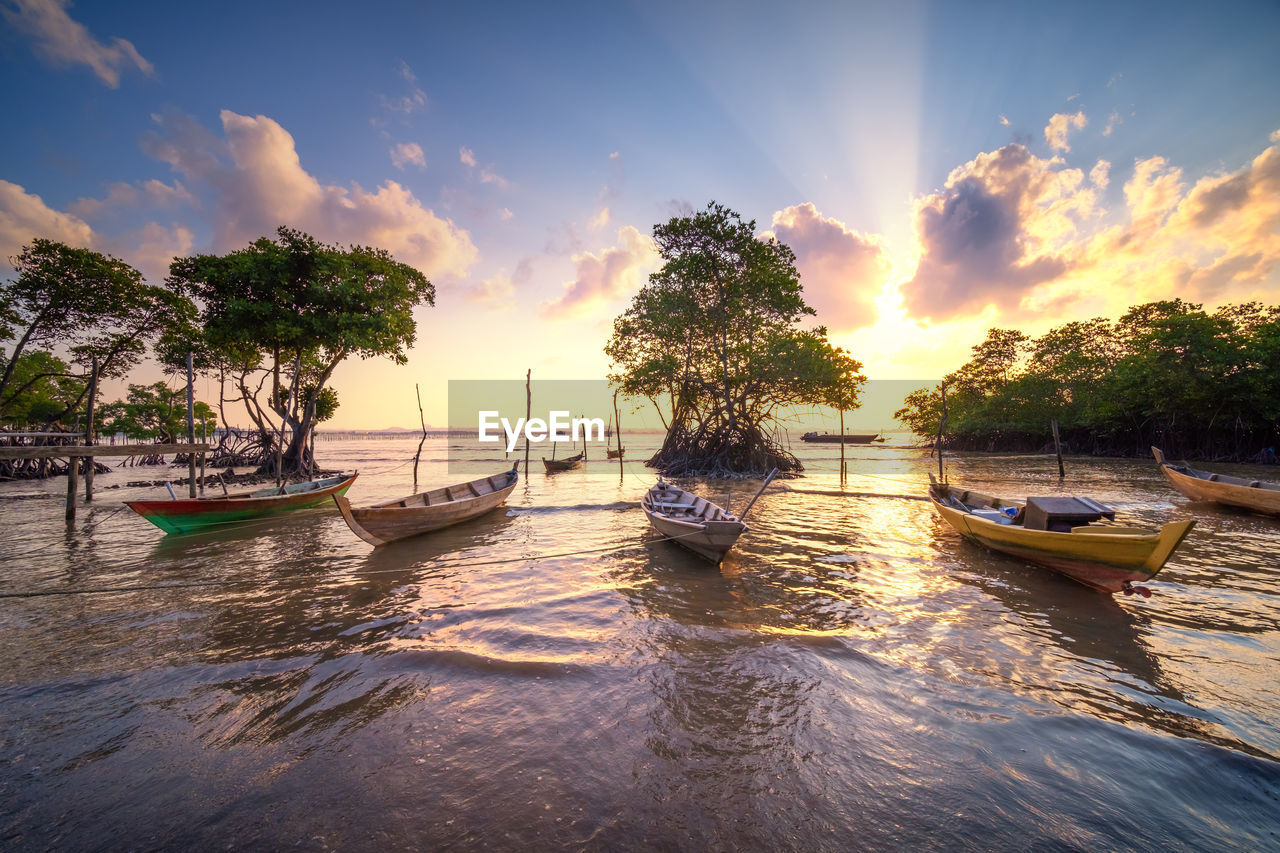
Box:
642, 469, 777, 563
607, 448, 625, 459
801, 431, 880, 444
126, 473, 358, 534
543, 453, 583, 472
928, 476, 1195, 595
334, 465, 518, 547
1152, 447, 1280, 516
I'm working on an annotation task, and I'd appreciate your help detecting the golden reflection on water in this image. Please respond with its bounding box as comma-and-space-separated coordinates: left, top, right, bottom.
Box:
2, 437, 1279, 848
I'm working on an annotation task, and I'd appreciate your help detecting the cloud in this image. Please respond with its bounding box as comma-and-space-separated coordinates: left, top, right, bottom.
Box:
999, 115, 1010, 126
2, 0, 153, 88
589, 207, 610, 229
1045, 111, 1087, 152
380, 61, 427, 114
69, 178, 193, 218
899, 132, 1280, 327
609, 151, 620, 160
498, 207, 513, 221
1089, 160, 1110, 190
390, 142, 426, 169
766, 203, 891, 331
1103, 111, 1121, 136
540, 226, 658, 317
141, 109, 478, 279
479, 168, 509, 189
459, 146, 476, 167
900, 144, 1092, 321
0, 179, 97, 260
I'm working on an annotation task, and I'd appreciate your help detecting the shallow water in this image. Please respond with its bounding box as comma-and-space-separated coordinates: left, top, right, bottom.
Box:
1, 436, 1277, 850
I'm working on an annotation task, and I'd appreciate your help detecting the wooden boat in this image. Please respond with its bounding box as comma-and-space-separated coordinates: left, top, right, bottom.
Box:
801, 431, 880, 444
642, 470, 776, 563
607, 448, 625, 459
928, 476, 1195, 595
334, 465, 519, 547
542, 452, 583, 472
1152, 447, 1280, 516
126, 473, 358, 534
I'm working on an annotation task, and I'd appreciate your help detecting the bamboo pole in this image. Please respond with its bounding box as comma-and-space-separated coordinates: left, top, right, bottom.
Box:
839, 408, 846, 481
200, 418, 207, 493
936, 383, 949, 483
524, 369, 531, 474
613, 389, 623, 478
1052, 418, 1065, 479
186, 353, 197, 497
413, 383, 427, 489
84, 357, 97, 502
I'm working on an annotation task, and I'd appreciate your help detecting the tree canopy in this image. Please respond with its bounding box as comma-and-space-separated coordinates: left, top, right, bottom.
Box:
606, 202, 866, 476
0, 238, 189, 426
894, 300, 1280, 460
166, 227, 434, 474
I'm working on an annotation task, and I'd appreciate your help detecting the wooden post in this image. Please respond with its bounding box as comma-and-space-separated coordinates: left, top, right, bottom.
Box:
413, 383, 427, 490
936, 383, 949, 483
839, 408, 846, 480
613, 389, 623, 477
200, 418, 207, 493
65, 453, 79, 524
186, 353, 197, 497
84, 357, 98, 502
524, 369, 531, 474
1052, 418, 1065, 479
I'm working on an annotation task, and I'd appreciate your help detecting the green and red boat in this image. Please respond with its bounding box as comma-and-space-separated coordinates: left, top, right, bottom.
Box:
126, 473, 358, 534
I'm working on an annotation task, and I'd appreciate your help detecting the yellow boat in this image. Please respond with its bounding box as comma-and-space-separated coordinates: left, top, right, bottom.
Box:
928, 477, 1195, 595
1152, 447, 1280, 516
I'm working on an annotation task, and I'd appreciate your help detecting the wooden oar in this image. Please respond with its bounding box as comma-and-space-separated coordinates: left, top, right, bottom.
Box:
737, 468, 779, 521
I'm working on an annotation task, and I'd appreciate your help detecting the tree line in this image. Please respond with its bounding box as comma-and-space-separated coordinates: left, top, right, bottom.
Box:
1, 228, 433, 478
894, 300, 1280, 461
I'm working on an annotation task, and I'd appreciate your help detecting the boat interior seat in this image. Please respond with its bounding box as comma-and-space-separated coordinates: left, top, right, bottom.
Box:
1207, 473, 1219, 481
1248, 481, 1261, 488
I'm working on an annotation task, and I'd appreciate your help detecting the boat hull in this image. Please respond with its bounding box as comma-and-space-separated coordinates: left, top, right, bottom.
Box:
645, 511, 746, 562
929, 489, 1194, 593
126, 474, 358, 534
1153, 447, 1280, 516
335, 469, 518, 546
542, 455, 583, 472
801, 433, 879, 444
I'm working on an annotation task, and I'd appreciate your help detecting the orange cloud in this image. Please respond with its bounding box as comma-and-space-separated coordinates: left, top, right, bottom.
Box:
540, 226, 658, 318
0, 179, 96, 259
1045, 111, 1087, 152
766, 203, 891, 332
141, 110, 478, 279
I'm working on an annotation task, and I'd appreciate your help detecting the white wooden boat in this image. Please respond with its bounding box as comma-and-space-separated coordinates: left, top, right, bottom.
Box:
642, 480, 747, 563
334, 465, 519, 546
1152, 447, 1280, 516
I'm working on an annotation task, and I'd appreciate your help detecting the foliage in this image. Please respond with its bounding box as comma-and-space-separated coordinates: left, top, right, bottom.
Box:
606, 202, 867, 476
0, 350, 81, 426
0, 239, 191, 424
100, 382, 217, 443
894, 300, 1280, 459
166, 227, 434, 474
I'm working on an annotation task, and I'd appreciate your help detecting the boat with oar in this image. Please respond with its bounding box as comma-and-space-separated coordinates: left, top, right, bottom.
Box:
927, 475, 1195, 596
1152, 447, 1280, 516
607, 448, 625, 459
126, 473, 358, 534
334, 465, 519, 546
642, 469, 777, 563
543, 452, 583, 472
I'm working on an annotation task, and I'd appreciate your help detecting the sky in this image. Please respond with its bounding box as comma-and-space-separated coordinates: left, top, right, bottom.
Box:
2, 0, 1278, 429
